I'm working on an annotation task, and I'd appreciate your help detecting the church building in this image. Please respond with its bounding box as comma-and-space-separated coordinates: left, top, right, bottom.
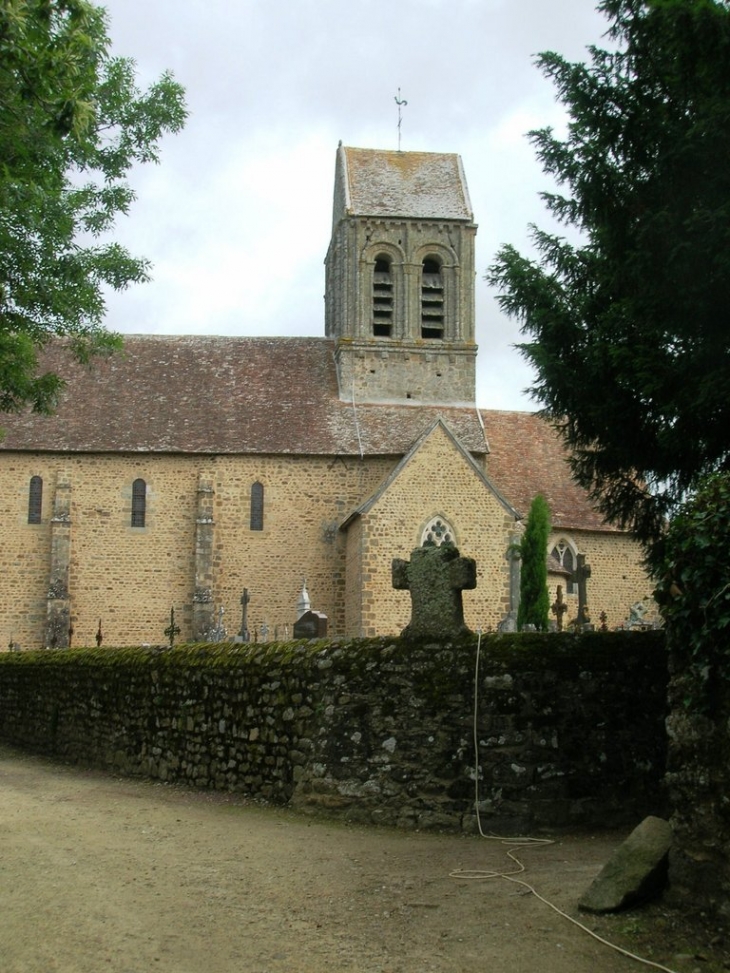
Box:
0, 145, 654, 648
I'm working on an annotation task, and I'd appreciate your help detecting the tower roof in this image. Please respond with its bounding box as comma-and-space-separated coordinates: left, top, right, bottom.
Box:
333, 145, 474, 225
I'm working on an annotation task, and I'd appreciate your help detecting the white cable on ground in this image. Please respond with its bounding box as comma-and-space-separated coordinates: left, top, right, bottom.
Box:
451, 630, 679, 973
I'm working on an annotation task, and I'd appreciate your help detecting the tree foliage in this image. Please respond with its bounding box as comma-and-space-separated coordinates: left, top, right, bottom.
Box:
489, 0, 730, 553
0, 0, 186, 414
518, 494, 551, 631
653, 472, 730, 711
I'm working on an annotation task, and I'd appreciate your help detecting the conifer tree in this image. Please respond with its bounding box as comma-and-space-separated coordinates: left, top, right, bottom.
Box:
518, 494, 551, 631
489, 0, 730, 554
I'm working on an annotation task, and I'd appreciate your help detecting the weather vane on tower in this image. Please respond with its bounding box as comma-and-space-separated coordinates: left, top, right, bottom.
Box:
394, 88, 407, 151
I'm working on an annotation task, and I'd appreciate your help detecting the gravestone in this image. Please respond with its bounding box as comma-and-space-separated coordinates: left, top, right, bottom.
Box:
239, 588, 250, 641
571, 554, 594, 631
392, 543, 476, 639
293, 610, 328, 639
551, 584, 568, 632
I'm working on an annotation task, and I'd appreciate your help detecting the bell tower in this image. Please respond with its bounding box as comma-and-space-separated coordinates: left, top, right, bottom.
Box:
325, 144, 478, 405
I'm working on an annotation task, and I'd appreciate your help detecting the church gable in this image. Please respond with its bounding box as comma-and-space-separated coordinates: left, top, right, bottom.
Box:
342, 419, 517, 636
343, 417, 515, 527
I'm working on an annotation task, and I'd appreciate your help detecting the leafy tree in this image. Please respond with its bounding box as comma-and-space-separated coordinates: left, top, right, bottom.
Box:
654, 472, 730, 711
488, 0, 730, 553
0, 0, 186, 414
518, 494, 551, 631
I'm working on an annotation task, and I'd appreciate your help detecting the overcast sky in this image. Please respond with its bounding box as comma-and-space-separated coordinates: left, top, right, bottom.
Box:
99, 0, 609, 410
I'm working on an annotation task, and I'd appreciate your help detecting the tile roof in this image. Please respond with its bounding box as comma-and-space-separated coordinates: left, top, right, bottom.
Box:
335, 146, 473, 223
0, 335, 617, 532
482, 410, 610, 532
0, 336, 487, 456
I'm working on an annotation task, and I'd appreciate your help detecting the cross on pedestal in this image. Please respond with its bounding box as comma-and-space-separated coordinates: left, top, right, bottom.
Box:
239, 588, 250, 642
572, 554, 592, 630
551, 584, 568, 632
392, 544, 477, 639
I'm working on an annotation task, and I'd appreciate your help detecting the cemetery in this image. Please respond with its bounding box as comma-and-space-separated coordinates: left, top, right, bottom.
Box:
0, 534, 728, 944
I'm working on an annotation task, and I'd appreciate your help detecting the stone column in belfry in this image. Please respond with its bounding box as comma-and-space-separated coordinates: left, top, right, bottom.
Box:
192, 474, 215, 641
46, 472, 72, 648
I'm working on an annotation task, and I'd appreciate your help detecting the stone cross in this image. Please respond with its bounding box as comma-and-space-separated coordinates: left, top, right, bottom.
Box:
551, 584, 568, 632
573, 554, 592, 628
239, 588, 250, 641
392, 543, 476, 639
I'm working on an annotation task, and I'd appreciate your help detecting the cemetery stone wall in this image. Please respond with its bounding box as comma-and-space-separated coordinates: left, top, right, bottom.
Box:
0, 632, 668, 832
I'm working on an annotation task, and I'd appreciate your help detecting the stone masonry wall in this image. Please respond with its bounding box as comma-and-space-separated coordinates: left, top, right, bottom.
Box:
357, 423, 515, 635
567, 530, 659, 629
0, 450, 654, 648
0, 632, 668, 832
0, 452, 392, 648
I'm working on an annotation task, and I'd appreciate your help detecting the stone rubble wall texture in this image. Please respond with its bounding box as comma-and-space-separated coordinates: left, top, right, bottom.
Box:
0, 632, 668, 833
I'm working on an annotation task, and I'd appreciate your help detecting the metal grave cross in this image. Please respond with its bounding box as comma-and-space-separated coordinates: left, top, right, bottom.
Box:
573, 554, 592, 629
239, 588, 250, 641
164, 607, 181, 649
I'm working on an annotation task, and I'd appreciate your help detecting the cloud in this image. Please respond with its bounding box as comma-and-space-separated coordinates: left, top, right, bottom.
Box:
100, 0, 608, 408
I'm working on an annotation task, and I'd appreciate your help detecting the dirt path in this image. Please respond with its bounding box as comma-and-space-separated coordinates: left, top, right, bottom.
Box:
0, 745, 676, 973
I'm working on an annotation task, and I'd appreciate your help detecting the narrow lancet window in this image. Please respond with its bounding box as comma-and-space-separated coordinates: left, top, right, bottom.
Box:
131, 478, 146, 528
421, 256, 444, 339
372, 255, 393, 337
28, 476, 43, 524
250, 481, 264, 531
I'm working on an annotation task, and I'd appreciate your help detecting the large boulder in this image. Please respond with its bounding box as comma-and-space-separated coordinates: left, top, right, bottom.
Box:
579, 816, 672, 913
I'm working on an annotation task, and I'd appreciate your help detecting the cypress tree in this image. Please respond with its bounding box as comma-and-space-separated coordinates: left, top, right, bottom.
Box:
518, 494, 551, 631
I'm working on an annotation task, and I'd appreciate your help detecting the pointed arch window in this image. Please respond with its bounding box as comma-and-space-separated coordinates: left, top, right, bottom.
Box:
372, 254, 394, 337
28, 475, 43, 524
131, 478, 146, 528
551, 539, 575, 593
250, 481, 264, 531
421, 256, 444, 339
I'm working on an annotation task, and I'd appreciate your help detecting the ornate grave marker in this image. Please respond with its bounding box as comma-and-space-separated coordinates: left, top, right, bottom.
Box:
392, 543, 476, 639
551, 584, 568, 632
572, 554, 593, 630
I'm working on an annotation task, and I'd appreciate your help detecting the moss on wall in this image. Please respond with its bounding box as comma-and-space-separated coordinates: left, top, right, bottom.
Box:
0, 631, 667, 831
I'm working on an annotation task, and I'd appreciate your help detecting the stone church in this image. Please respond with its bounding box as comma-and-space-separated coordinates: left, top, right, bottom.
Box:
0, 145, 654, 649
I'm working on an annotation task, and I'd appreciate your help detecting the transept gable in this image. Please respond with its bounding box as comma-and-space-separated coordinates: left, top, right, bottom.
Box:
340, 416, 517, 533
